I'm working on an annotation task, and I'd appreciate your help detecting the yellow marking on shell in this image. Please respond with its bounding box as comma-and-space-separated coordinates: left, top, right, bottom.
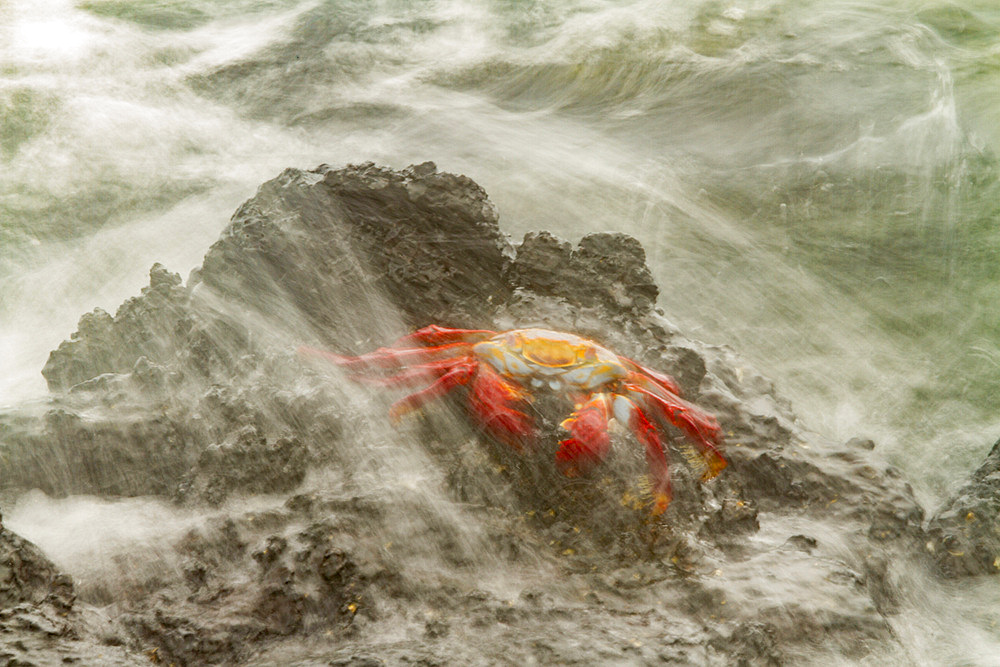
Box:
519, 336, 586, 367
478, 330, 627, 391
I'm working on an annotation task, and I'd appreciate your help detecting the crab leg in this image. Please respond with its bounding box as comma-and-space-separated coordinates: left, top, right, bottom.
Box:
621, 358, 683, 396
389, 325, 497, 348
347, 358, 471, 387
624, 381, 727, 481
467, 364, 536, 448
387, 360, 478, 422
608, 395, 671, 514
299, 342, 475, 372
556, 394, 613, 476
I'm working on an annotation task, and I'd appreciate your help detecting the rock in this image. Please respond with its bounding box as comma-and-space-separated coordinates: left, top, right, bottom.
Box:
195, 161, 513, 341
0, 520, 144, 666
0, 520, 70, 608
926, 437, 1000, 576
175, 425, 308, 506
42, 264, 193, 391
508, 230, 658, 315
6, 162, 992, 665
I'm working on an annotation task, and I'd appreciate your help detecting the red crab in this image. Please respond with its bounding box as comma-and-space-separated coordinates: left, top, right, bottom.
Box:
300, 326, 726, 514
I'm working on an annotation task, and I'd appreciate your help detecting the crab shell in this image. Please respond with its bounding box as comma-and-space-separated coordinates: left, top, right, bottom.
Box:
300, 326, 726, 514
475, 329, 627, 391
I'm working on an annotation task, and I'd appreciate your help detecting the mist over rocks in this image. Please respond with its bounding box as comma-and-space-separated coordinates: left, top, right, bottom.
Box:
194, 161, 513, 341
0, 516, 145, 666
1, 162, 995, 665
926, 437, 1000, 576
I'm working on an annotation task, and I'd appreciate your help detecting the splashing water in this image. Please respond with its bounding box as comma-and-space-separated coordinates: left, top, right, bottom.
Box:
3, 0, 1000, 662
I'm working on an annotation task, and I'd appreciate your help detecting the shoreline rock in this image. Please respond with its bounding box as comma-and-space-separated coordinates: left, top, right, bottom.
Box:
926, 437, 1000, 576
1, 162, 995, 665
0, 512, 145, 666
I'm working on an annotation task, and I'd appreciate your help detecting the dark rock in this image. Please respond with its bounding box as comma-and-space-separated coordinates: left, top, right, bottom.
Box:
508, 231, 572, 294
0, 523, 145, 665
846, 437, 876, 451
0, 522, 71, 609
926, 437, 1000, 576
1, 408, 198, 497
509, 230, 658, 316
9, 162, 991, 666
176, 426, 307, 506
42, 264, 194, 391
722, 621, 783, 667
701, 497, 760, 539
196, 161, 512, 341
862, 555, 901, 615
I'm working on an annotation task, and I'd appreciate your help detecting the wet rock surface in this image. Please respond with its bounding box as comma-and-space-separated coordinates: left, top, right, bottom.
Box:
0, 514, 143, 666
926, 437, 1000, 577
0, 162, 994, 665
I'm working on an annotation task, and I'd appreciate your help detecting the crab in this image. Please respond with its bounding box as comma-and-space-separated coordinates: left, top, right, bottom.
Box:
300, 326, 726, 514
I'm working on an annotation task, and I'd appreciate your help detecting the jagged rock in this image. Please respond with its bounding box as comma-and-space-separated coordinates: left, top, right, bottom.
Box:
0, 520, 145, 666
0, 520, 70, 609
926, 437, 1000, 576
42, 264, 194, 391
5, 162, 997, 665
509, 230, 658, 315
175, 425, 308, 506
195, 161, 513, 342
1, 408, 198, 498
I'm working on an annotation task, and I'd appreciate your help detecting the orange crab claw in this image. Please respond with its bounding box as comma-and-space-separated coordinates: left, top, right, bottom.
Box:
625, 377, 727, 482
556, 394, 613, 477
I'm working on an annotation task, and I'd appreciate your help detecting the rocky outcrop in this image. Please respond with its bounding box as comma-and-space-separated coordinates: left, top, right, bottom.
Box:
926, 437, 1000, 576
0, 511, 71, 610
194, 161, 512, 340
1, 162, 994, 665
0, 513, 144, 666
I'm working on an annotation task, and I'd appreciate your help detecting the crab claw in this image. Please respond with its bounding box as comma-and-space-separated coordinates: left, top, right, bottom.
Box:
556, 394, 613, 476
625, 374, 727, 482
